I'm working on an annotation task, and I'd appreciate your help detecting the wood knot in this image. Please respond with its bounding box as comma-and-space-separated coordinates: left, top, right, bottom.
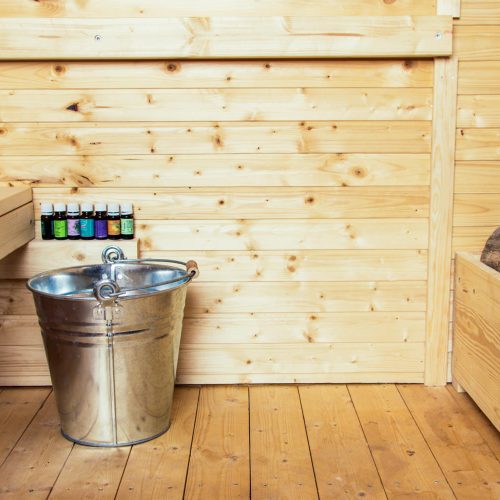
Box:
53, 64, 66, 75
288, 255, 297, 261
218, 199, 225, 205
166, 63, 178, 72
66, 103, 79, 112
305, 196, 315, 205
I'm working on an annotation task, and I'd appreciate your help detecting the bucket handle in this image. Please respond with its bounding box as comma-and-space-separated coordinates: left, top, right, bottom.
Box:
95, 247, 199, 301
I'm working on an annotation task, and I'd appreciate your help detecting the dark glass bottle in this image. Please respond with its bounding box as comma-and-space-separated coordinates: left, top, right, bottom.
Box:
95, 203, 108, 240
107, 203, 121, 240
120, 203, 134, 240
80, 203, 95, 240
67, 203, 81, 240
53, 203, 68, 240
40, 202, 54, 240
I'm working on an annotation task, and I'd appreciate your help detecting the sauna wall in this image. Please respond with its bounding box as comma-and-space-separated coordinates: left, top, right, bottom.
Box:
449, 0, 500, 379
0, 0, 436, 384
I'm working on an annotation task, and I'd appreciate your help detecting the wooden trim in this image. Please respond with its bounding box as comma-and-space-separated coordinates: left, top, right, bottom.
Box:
425, 1, 458, 387
438, 0, 461, 18
0, 16, 452, 60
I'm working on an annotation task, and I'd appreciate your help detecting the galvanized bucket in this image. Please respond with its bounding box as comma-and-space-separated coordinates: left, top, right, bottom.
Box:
27, 245, 199, 447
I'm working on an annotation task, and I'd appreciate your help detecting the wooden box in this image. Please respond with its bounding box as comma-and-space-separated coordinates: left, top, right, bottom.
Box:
452, 252, 500, 431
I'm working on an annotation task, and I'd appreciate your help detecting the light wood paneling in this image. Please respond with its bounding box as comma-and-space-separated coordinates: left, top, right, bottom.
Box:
0, 121, 432, 155
458, 95, 500, 127
455, 25, 500, 60
453, 253, 500, 431
453, 226, 497, 253
454, 193, 500, 225
0, 17, 452, 60
184, 386, 249, 499
0, 88, 433, 122
0, 203, 34, 261
457, 0, 500, 24
299, 385, 385, 499
250, 386, 317, 499
456, 128, 500, 161
0, 154, 431, 188
32, 187, 430, 220
0, 0, 437, 17
0, 60, 434, 90
142, 250, 428, 282
458, 61, 500, 94
0, 186, 32, 216
455, 161, 500, 193
0, 346, 50, 386
349, 384, 455, 498
136, 219, 429, 251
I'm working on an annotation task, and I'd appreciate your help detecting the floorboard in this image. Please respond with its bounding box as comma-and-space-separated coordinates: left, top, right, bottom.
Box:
0, 384, 498, 499
299, 384, 386, 499
117, 387, 199, 499
349, 384, 456, 498
250, 385, 318, 499
0, 387, 50, 466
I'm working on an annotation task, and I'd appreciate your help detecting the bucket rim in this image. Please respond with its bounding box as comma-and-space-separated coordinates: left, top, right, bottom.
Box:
26, 262, 191, 301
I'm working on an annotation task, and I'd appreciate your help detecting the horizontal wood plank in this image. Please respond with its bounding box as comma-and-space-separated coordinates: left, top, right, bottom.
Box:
454, 194, 500, 226
455, 161, 500, 193
0, 0, 437, 17
141, 249, 428, 282
456, 0, 500, 24
0, 345, 50, 386
0, 203, 34, 261
458, 61, 500, 94
0, 153, 431, 188
0, 239, 138, 279
32, 187, 430, 220
455, 25, 500, 60
0, 186, 32, 217
0, 17, 452, 60
456, 128, 500, 161
0, 88, 433, 122
452, 226, 497, 253
178, 344, 425, 374
0, 121, 433, 155
0, 279, 427, 315
458, 95, 500, 127
0, 312, 426, 345
0, 60, 434, 90
136, 219, 429, 251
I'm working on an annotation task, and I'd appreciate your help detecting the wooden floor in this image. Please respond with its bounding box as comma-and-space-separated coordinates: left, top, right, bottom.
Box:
0, 385, 499, 499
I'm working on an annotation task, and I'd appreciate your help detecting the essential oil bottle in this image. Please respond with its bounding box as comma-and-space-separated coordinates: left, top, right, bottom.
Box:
53, 203, 68, 240
107, 203, 121, 240
120, 203, 134, 240
67, 203, 81, 240
40, 202, 54, 240
95, 203, 108, 240
80, 203, 95, 240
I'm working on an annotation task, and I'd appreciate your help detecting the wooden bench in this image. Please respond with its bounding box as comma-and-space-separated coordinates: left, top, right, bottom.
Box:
452, 252, 500, 431
0, 187, 35, 260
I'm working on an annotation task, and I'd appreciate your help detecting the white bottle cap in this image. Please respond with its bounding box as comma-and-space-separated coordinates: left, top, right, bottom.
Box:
107, 203, 120, 214
120, 203, 133, 215
40, 202, 53, 215
95, 203, 107, 212
54, 203, 66, 212
81, 203, 94, 212
67, 203, 80, 214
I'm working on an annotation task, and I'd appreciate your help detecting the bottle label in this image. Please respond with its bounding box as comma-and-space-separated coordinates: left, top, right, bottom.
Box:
54, 219, 67, 238
67, 219, 80, 236
41, 219, 53, 239
121, 218, 134, 236
80, 219, 95, 238
108, 219, 121, 236
95, 219, 108, 238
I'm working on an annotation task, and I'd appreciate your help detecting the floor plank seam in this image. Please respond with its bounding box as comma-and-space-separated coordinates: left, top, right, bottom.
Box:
46, 442, 75, 499
296, 385, 320, 499
346, 384, 389, 500
395, 384, 458, 498
113, 444, 133, 499
182, 386, 202, 500
247, 385, 252, 500
0, 388, 52, 469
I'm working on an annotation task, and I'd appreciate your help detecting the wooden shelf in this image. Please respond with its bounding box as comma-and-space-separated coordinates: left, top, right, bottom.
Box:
0, 187, 34, 261
0, 239, 139, 279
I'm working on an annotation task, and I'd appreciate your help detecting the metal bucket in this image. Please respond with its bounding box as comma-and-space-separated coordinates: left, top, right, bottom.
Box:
27, 246, 199, 447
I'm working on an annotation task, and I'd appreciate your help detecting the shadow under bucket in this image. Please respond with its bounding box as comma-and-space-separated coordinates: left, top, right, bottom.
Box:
27, 245, 199, 447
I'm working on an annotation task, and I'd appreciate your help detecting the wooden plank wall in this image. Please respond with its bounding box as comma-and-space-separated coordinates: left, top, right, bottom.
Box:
450, 0, 500, 380
3, 0, 491, 386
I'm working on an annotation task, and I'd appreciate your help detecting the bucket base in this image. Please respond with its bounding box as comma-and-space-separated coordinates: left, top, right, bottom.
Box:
61, 423, 171, 447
